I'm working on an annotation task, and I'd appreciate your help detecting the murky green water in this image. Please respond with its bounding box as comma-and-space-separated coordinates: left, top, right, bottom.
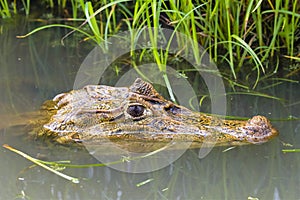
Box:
1, 18, 299, 200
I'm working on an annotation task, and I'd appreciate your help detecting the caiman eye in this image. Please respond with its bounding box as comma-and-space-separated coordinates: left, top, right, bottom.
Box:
127, 104, 145, 118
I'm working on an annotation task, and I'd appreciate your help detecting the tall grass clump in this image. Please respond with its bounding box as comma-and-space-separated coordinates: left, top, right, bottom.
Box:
0, 0, 11, 18
13, 0, 300, 88
1, 0, 31, 17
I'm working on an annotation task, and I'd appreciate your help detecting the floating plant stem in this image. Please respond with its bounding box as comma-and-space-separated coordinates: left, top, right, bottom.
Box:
282, 149, 300, 153
3, 144, 80, 183
3, 143, 171, 181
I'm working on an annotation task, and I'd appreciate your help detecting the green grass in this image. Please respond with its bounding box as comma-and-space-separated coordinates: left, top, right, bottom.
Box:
4, 0, 300, 89
0, 0, 11, 18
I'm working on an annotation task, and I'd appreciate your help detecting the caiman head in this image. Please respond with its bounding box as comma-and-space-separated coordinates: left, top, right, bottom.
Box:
39, 78, 278, 152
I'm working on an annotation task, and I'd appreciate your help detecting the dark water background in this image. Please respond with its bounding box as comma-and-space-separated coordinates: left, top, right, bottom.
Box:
0, 18, 299, 200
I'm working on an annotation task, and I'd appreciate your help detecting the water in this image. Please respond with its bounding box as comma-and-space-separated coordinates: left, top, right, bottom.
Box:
1, 18, 299, 200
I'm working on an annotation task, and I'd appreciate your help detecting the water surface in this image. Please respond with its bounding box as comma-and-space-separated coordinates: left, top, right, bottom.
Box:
0, 18, 299, 200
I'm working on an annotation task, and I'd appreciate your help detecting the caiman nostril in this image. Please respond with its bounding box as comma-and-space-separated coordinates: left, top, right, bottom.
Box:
247, 115, 270, 129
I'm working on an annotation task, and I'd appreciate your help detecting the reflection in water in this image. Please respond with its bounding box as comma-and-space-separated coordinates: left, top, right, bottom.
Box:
0, 18, 300, 199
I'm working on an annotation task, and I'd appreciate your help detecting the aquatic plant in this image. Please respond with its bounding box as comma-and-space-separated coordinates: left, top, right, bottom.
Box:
8, 0, 300, 88
0, 0, 11, 18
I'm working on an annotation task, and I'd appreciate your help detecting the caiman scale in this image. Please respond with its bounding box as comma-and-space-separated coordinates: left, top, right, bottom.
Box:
32, 78, 278, 152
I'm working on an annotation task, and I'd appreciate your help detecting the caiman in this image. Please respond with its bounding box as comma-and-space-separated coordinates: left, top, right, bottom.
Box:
26, 78, 278, 152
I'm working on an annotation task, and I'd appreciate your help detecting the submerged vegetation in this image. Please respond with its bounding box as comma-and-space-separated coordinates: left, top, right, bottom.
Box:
1, 0, 300, 88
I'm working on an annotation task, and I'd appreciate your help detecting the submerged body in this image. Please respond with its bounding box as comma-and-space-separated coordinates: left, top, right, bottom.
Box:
33, 78, 278, 152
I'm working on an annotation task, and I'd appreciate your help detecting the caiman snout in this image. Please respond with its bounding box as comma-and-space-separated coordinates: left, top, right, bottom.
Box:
243, 115, 279, 144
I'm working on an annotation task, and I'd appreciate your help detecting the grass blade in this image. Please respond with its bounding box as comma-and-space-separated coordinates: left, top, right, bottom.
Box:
3, 144, 80, 183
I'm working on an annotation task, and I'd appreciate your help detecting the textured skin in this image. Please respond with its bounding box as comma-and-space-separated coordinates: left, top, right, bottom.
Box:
35, 78, 278, 151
